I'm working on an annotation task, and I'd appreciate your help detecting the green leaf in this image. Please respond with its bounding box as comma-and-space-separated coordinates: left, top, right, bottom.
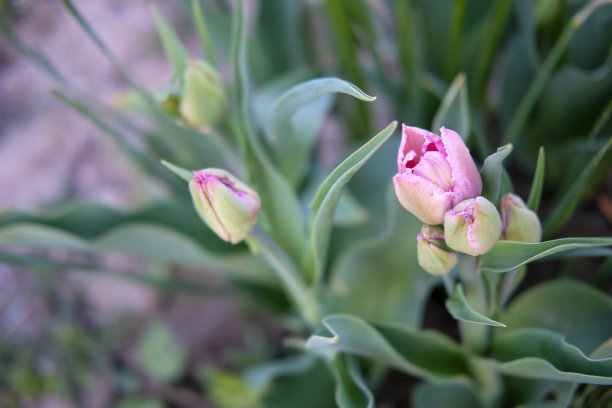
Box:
501, 279, 612, 353
445, 284, 506, 327
151, 4, 188, 83
484, 328, 612, 384
0, 222, 275, 286
325, 184, 437, 327
526, 146, 545, 211
432, 73, 470, 140
115, 397, 166, 408
267, 77, 375, 143
161, 160, 194, 182
480, 238, 612, 273
543, 135, 612, 236
306, 121, 397, 284
201, 369, 261, 408
480, 144, 513, 205
333, 355, 374, 408
412, 382, 479, 408
306, 314, 470, 381
192, 0, 217, 66
137, 319, 187, 382
245, 354, 316, 390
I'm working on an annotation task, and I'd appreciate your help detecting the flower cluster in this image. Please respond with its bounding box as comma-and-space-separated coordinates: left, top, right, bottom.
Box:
394, 125, 541, 275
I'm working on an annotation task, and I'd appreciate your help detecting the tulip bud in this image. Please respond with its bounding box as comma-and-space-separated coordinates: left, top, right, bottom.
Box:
417, 225, 457, 275
179, 60, 228, 128
444, 196, 502, 256
189, 168, 260, 244
393, 125, 482, 225
500, 194, 541, 243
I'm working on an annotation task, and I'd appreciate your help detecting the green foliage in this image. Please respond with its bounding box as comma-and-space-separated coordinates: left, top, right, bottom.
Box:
136, 319, 187, 383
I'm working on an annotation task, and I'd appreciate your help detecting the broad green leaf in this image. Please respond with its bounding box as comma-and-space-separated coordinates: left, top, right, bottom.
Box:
277, 93, 334, 186
115, 398, 166, 408
412, 382, 479, 408
501, 279, 612, 353
137, 319, 187, 382
325, 184, 437, 327
480, 144, 513, 206
230, 0, 305, 262
0, 223, 275, 286
526, 146, 545, 211
260, 359, 337, 408
432, 73, 470, 140
245, 354, 316, 390
161, 160, 194, 182
446, 284, 506, 327
484, 328, 612, 384
267, 77, 375, 143
192, 0, 217, 65
306, 314, 470, 380
151, 4, 188, 83
201, 369, 261, 408
333, 355, 374, 408
306, 121, 397, 284
480, 238, 612, 273
0, 251, 227, 297
543, 134, 612, 236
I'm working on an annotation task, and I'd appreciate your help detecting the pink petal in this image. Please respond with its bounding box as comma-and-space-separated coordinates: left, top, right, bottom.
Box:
393, 172, 453, 225
398, 125, 432, 172
439, 127, 482, 205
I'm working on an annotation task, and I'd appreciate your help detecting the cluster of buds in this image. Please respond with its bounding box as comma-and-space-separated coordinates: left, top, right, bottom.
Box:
393, 125, 541, 275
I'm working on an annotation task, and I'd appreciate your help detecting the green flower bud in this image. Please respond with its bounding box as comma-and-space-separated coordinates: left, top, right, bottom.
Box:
189, 168, 260, 244
179, 60, 228, 128
444, 196, 502, 256
500, 194, 541, 243
417, 225, 457, 275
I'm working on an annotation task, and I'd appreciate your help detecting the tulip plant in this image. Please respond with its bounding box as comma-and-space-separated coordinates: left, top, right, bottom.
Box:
1, 0, 612, 407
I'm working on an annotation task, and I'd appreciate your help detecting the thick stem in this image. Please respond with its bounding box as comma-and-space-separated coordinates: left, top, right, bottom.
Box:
457, 254, 488, 354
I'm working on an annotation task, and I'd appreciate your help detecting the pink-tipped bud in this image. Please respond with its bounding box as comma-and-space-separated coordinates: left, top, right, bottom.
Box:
393, 125, 482, 225
444, 196, 502, 256
417, 225, 457, 275
500, 194, 541, 243
189, 168, 260, 244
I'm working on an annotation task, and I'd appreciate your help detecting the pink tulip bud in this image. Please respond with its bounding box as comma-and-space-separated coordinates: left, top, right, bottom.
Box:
417, 225, 457, 275
500, 194, 541, 243
393, 125, 482, 225
444, 196, 502, 256
189, 168, 260, 244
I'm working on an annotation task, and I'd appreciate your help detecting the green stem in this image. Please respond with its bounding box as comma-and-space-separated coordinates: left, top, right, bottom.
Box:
503, 0, 612, 145
248, 228, 320, 327
457, 254, 488, 354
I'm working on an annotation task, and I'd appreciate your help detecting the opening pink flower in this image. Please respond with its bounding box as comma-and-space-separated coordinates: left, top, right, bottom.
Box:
393, 125, 482, 225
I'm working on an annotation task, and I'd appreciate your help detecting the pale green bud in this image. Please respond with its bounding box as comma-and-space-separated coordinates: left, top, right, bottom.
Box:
500, 194, 542, 243
417, 225, 457, 275
179, 60, 228, 128
189, 168, 260, 244
444, 196, 502, 256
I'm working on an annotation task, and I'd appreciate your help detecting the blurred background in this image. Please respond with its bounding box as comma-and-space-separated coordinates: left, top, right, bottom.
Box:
0, 0, 611, 406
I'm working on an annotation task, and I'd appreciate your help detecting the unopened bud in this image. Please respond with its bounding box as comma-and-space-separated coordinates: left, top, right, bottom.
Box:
179, 60, 228, 128
500, 194, 541, 243
444, 196, 502, 256
417, 225, 457, 275
189, 168, 260, 244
